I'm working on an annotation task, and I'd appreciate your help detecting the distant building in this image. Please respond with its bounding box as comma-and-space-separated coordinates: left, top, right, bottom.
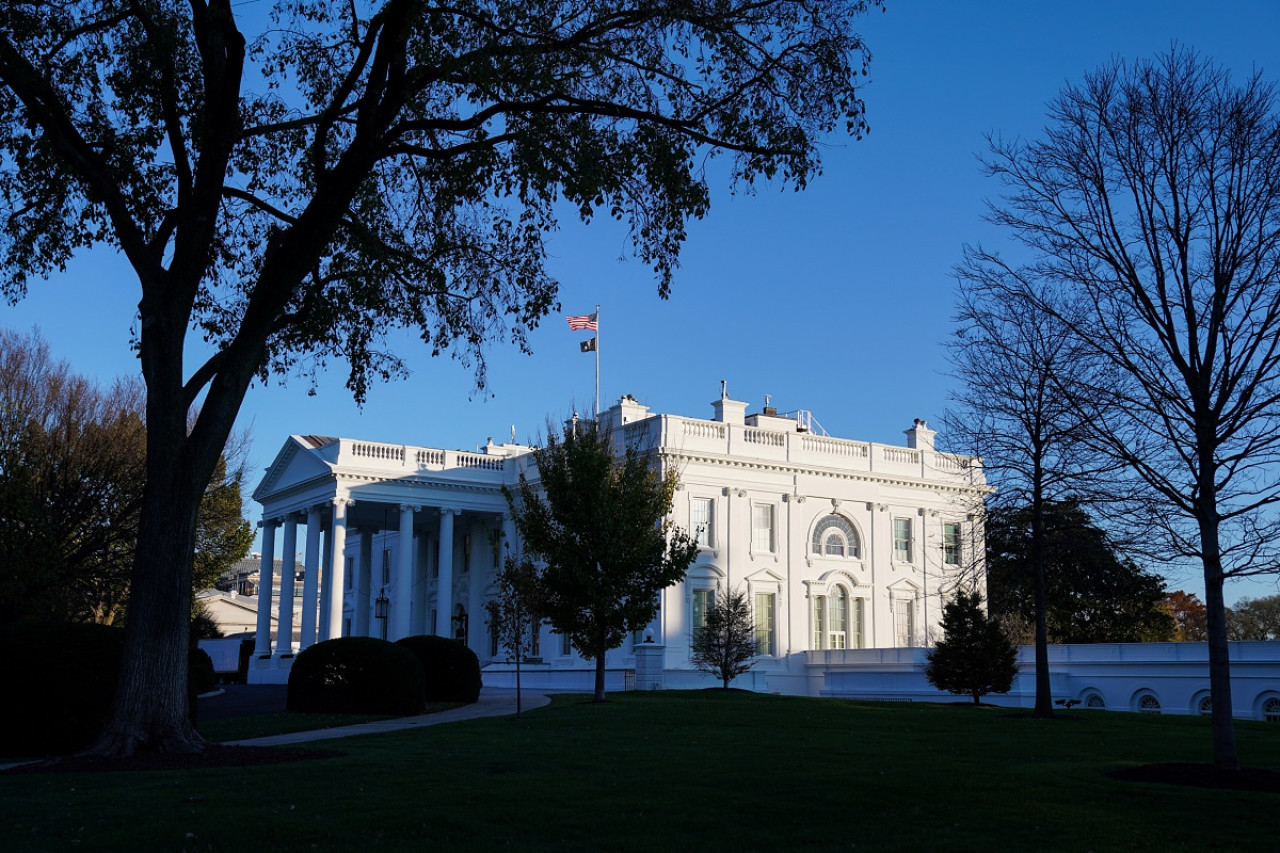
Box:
250, 386, 985, 695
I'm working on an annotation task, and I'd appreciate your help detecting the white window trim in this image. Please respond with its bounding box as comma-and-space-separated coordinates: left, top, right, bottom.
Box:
750, 500, 779, 558
689, 494, 716, 552
892, 516, 915, 565
942, 520, 963, 566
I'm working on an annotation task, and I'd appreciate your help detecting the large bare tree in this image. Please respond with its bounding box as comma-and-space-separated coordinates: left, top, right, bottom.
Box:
946, 272, 1103, 717
969, 48, 1280, 770
0, 0, 881, 755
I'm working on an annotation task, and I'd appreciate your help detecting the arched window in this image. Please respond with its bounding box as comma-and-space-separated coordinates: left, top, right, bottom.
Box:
1263, 696, 1280, 723
811, 515, 860, 559
1136, 692, 1161, 714
1196, 694, 1212, 716
1084, 692, 1105, 709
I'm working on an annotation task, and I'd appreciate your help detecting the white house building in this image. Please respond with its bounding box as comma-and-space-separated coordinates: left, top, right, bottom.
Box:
249, 386, 986, 694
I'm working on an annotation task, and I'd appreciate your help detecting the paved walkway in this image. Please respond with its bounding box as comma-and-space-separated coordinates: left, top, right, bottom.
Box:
224, 687, 553, 747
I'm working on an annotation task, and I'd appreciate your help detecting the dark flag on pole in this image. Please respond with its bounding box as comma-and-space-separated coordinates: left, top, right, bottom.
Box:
580, 337, 597, 353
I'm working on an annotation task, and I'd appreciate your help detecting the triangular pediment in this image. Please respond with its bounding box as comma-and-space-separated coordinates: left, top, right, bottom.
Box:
253, 435, 336, 501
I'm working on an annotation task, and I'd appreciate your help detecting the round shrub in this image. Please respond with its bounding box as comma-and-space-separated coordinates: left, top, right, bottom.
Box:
0, 622, 125, 756
395, 635, 482, 704
287, 637, 426, 715
189, 646, 217, 696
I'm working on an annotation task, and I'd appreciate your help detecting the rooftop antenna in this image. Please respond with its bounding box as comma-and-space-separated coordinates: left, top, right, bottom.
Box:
720, 379, 727, 399
510, 424, 516, 444
764, 393, 772, 408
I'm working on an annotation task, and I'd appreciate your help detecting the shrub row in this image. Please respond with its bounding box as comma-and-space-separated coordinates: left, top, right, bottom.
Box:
286, 635, 481, 714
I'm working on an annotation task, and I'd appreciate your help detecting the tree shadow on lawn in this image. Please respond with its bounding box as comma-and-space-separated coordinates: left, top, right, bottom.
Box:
1108, 763, 1280, 793
2, 744, 344, 775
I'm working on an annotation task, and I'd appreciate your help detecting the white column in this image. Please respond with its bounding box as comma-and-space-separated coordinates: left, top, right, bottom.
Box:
318, 522, 333, 643
355, 528, 373, 638
436, 508, 457, 637
501, 513, 518, 564
253, 519, 279, 656
276, 513, 300, 655
299, 504, 323, 651
467, 521, 487, 657
325, 497, 350, 639
412, 529, 430, 634
393, 503, 419, 641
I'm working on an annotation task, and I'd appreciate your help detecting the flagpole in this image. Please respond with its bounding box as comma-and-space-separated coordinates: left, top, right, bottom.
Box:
594, 303, 601, 418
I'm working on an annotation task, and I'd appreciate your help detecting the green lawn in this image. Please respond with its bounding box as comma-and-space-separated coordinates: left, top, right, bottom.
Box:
2, 691, 1277, 851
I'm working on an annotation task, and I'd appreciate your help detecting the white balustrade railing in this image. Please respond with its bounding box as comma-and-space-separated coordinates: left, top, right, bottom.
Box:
743, 428, 785, 447
682, 421, 726, 440
800, 435, 869, 458
352, 441, 405, 462
415, 449, 445, 467
881, 447, 920, 465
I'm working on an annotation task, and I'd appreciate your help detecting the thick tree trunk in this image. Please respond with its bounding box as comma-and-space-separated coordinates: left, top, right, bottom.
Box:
1197, 507, 1238, 770
1030, 481, 1053, 718
593, 644, 607, 703
86, 439, 205, 755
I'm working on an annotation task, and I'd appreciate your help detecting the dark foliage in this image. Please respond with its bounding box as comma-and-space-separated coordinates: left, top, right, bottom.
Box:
287, 637, 426, 715
986, 501, 1174, 643
926, 590, 1018, 705
0, 623, 125, 756
188, 647, 217, 696
395, 635, 482, 704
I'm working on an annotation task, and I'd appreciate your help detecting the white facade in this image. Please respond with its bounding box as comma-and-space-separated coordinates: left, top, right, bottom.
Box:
249, 388, 986, 690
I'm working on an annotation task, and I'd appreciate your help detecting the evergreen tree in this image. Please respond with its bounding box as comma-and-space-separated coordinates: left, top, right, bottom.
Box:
691, 587, 757, 689
986, 501, 1174, 643
926, 590, 1017, 705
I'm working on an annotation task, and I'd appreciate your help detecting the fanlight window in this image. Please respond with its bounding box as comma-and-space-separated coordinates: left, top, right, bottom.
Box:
1264, 696, 1280, 723
1084, 693, 1105, 709
811, 515, 860, 559
1137, 693, 1161, 714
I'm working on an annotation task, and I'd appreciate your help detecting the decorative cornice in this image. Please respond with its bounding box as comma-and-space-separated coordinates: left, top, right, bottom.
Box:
659, 449, 989, 497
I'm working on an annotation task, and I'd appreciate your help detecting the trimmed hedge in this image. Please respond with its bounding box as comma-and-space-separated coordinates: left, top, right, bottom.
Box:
395, 635, 482, 704
287, 637, 426, 715
0, 622, 125, 756
189, 646, 217, 696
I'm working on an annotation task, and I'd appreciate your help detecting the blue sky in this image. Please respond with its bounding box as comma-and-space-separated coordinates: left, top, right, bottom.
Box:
6, 1, 1280, 603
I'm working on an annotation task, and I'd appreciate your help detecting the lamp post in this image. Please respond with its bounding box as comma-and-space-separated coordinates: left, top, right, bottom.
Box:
375, 587, 390, 640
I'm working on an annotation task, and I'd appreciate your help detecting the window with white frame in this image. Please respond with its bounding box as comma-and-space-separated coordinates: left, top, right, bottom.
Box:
752, 503, 776, 553
691, 588, 716, 643
812, 594, 826, 650
560, 632, 572, 656
894, 597, 915, 647
811, 515, 861, 559
943, 521, 962, 565
489, 619, 499, 657
345, 556, 354, 590
851, 597, 865, 649
529, 625, 540, 658
829, 587, 848, 649
691, 497, 714, 549
893, 517, 914, 563
754, 592, 776, 656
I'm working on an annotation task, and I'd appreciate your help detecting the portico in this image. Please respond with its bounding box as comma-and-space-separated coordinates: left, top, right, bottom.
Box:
249, 435, 528, 683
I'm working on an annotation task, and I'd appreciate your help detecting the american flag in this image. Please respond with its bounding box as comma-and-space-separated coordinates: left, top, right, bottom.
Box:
566, 312, 598, 331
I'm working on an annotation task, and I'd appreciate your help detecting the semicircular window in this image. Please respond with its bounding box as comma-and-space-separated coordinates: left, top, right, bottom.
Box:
811, 515, 860, 559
